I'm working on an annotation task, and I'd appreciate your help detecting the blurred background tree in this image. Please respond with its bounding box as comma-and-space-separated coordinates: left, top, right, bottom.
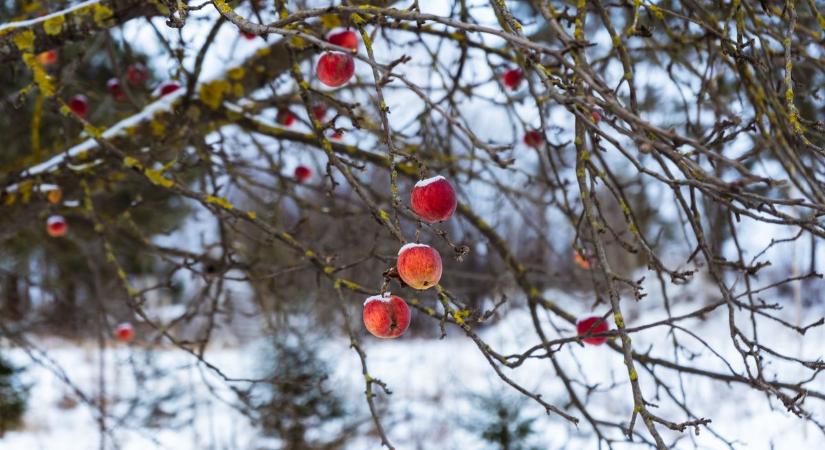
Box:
0, 353, 27, 437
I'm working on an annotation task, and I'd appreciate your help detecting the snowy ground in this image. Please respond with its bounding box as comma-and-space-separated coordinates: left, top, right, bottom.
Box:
3, 281, 823, 450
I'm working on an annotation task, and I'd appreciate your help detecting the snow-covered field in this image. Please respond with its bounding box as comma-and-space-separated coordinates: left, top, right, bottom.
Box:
4, 282, 823, 450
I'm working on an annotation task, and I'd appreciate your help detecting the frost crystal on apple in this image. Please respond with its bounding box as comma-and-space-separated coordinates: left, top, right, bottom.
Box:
398, 243, 431, 255
363, 292, 393, 306
414, 175, 446, 188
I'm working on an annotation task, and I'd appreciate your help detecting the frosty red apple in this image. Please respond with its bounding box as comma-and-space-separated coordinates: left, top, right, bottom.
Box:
277, 108, 296, 127
107, 78, 126, 101
158, 81, 180, 97
502, 68, 523, 90
126, 63, 149, 86
114, 322, 135, 342
410, 175, 457, 223
326, 29, 358, 51
397, 243, 442, 290
316, 52, 355, 87
363, 293, 410, 338
577, 316, 609, 345
67, 95, 89, 118
46, 215, 67, 237
294, 165, 311, 182
523, 130, 543, 148
312, 105, 327, 122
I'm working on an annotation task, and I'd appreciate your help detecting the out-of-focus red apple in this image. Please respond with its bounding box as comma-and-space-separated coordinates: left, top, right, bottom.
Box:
312, 105, 327, 122
294, 165, 311, 182
397, 243, 443, 290
277, 108, 296, 127
67, 94, 89, 118
574, 251, 591, 270
363, 293, 411, 338
107, 78, 126, 101
523, 130, 543, 148
126, 63, 149, 86
577, 316, 609, 345
46, 215, 67, 237
502, 68, 523, 90
46, 188, 62, 205
37, 49, 58, 66
326, 29, 358, 51
316, 52, 355, 88
158, 81, 180, 97
114, 322, 135, 342
410, 175, 457, 223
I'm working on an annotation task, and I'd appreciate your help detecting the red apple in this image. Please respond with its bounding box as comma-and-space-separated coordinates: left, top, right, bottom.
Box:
68, 94, 89, 118
316, 52, 355, 88
397, 243, 442, 290
312, 104, 327, 122
37, 49, 58, 66
363, 293, 411, 338
277, 108, 296, 127
327, 29, 358, 51
107, 78, 125, 101
158, 81, 180, 97
502, 68, 523, 90
574, 251, 591, 270
126, 63, 149, 86
294, 165, 311, 182
577, 316, 609, 345
114, 322, 135, 342
46, 215, 67, 237
410, 175, 457, 223
523, 130, 543, 148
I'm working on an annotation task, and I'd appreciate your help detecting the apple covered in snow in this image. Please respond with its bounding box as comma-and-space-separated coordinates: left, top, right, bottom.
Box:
410, 175, 457, 223
114, 322, 135, 342
46, 215, 68, 237
363, 293, 411, 338
397, 243, 443, 290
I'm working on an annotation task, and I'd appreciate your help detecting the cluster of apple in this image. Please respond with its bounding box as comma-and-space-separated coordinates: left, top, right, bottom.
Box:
34, 49, 85, 118
363, 176, 457, 339
108, 63, 181, 101
277, 103, 342, 140
502, 68, 545, 148
502, 66, 603, 150
277, 30, 358, 186
360, 175, 611, 346
316, 29, 357, 88
42, 186, 68, 237
44, 204, 137, 342
44, 197, 138, 341
60, 61, 180, 119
